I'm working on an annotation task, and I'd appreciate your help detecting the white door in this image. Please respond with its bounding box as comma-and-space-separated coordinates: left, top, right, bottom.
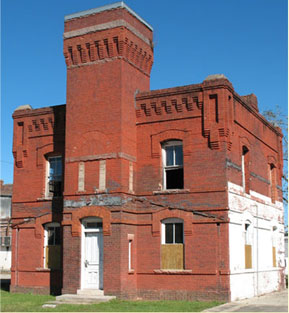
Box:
84, 232, 103, 289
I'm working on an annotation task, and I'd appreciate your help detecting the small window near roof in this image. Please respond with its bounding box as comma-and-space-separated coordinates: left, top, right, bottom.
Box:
162, 141, 184, 190
46, 156, 62, 197
269, 164, 277, 203
241, 146, 250, 194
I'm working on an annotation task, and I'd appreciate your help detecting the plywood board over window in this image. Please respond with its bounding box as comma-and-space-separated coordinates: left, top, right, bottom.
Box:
161, 244, 183, 269
245, 244, 252, 269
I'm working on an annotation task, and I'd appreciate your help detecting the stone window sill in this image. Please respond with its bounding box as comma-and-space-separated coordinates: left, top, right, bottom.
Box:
36, 268, 51, 272
37, 196, 62, 201
37, 197, 52, 201
153, 189, 190, 195
154, 269, 192, 275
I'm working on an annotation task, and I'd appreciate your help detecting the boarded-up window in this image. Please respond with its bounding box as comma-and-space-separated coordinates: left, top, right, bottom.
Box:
245, 244, 252, 269
272, 247, 276, 267
45, 245, 61, 269
161, 219, 184, 270
245, 222, 252, 269
161, 244, 184, 269
45, 223, 61, 270
272, 226, 277, 267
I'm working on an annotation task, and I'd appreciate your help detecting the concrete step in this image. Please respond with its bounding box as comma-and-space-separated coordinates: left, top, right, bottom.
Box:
55, 294, 116, 305
77, 289, 104, 296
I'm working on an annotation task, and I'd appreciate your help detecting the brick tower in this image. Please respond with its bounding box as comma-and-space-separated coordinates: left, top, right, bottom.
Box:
62, 2, 153, 295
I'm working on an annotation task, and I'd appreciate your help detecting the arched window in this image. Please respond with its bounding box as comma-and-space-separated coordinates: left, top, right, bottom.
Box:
241, 146, 250, 194
44, 222, 61, 270
161, 218, 184, 270
162, 141, 184, 190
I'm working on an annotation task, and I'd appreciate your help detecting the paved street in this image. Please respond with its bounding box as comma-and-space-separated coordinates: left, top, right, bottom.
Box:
204, 289, 288, 312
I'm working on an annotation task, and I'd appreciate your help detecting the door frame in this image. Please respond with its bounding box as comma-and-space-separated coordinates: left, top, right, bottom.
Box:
81, 217, 103, 290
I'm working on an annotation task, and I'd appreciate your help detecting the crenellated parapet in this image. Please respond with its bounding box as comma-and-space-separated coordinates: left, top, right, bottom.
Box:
135, 85, 203, 123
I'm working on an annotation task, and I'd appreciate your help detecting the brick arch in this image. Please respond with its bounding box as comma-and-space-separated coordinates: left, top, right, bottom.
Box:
151, 129, 191, 158
34, 213, 62, 239
152, 209, 193, 237
239, 136, 251, 154
72, 131, 113, 155
36, 143, 54, 167
70, 206, 111, 236
267, 155, 277, 166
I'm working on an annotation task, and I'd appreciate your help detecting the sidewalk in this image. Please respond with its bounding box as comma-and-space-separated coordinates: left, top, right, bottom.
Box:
203, 289, 288, 312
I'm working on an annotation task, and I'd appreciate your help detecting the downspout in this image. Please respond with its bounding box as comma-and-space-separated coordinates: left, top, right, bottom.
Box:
255, 204, 259, 296
15, 227, 19, 286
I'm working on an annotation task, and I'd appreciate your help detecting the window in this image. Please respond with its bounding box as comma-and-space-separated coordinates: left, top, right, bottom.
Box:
162, 141, 184, 190
269, 164, 277, 203
128, 240, 133, 271
272, 226, 277, 267
241, 146, 250, 194
46, 156, 62, 197
161, 218, 184, 269
44, 223, 61, 270
244, 221, 253, 269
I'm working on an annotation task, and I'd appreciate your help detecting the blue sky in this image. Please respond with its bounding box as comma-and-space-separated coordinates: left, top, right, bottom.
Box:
1, 0, 288, 206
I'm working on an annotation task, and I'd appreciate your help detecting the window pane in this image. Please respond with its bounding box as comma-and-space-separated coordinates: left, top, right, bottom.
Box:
165, 223, 173, 243
49, 157, 62, 181
166, 168, 184, 189
165, 146, 174, 166
86, 222, 102, 229
48, 228, 55, 245
175, 145, 183, 166
175, 223, 183, 243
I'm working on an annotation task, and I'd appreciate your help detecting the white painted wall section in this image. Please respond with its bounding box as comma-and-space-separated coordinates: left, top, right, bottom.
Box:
228, 182, 285, 301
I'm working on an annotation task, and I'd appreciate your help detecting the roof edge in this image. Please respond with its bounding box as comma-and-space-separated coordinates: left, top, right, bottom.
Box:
64, 2, 153, 31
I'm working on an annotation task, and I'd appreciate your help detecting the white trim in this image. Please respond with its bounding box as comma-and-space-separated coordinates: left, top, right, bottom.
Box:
128, 240, 132, 271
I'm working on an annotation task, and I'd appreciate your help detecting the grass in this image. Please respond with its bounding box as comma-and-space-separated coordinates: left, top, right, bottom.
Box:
0, 290, 223, 312
0, 290, 221, 312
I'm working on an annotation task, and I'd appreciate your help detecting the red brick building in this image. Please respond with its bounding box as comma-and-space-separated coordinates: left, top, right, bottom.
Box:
11, 2, 285, 301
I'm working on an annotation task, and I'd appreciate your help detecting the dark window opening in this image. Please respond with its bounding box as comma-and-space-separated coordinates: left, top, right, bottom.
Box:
166, 168, 184, 189
163, 141, 184, 190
